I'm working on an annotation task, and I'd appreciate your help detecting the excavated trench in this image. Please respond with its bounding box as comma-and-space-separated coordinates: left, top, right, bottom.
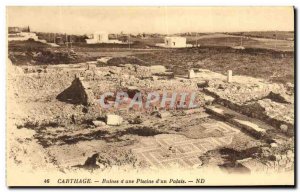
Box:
31, 122, 166, 148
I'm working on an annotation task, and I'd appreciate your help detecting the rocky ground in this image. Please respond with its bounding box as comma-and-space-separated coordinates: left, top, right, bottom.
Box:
7, 56, 294, 175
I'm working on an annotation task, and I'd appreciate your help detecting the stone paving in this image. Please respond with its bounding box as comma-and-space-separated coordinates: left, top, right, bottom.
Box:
130, 122, 240, 169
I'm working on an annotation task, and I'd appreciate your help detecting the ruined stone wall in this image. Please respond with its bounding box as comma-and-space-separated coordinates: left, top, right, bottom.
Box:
203, 84, 294, 136
57, 76, 95, 106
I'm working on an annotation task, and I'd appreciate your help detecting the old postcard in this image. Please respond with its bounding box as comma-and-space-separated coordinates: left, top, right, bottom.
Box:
6, 6, 295, 186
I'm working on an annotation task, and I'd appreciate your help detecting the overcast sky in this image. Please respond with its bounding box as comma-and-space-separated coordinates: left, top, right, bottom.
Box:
7, 6, 294, 35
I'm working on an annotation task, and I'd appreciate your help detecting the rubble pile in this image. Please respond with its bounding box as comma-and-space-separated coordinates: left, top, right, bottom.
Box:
204, 79, 283, 104
106, 56, 145, 66
243, 99, 294, 135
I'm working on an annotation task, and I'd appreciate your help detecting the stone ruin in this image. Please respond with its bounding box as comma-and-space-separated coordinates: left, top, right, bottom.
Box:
56, 75, 95, 106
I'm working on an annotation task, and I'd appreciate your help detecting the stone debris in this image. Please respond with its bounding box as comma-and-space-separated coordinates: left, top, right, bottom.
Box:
92, 120, 106, 127
183, 108, 206, 115
205, 105, 224, 115
97, 57, 112, 64
156, 111, 171, 119
151, 76, 159, 81
106, 114, 123, 126
188, 69, 197, 79
270, 143, 278, 148
203, 95, 215, 105
189, 68, 225, 80
197, 81, 209, 88
233, 119, 266, 136
280, 124, 289, 133
128, 116, 143, 124
236, 157, 253, 163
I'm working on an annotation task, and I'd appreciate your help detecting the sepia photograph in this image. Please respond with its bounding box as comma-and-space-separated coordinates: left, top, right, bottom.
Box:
6, 6, 295, 187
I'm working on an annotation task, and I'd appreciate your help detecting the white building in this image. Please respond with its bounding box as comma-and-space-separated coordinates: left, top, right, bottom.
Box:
164, 37, 186, 48
86, 31, 108, 44
8, 32, 39, 41
86, 31, 123, 44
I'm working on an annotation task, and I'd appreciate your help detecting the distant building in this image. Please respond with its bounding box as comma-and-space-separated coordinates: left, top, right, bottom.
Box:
155, 36, 188, 48
164, 37, 186, 48
8, 26, 38, 41
8, 26, 30, 34
8, 27, 21, 34
85, 31, 123, 44
86, 31, 108, 44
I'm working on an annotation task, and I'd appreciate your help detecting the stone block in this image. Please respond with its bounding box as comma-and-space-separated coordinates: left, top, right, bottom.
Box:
188, 69, 196, 79
227, 70, 232, 82
203, 95, 215, 105
233, 118, 266, 136
106, 114, 123, 126
92, 121, 106, 127
270, 143, 278, 148
205, 106, 224, 116
280, 124, 289, 132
